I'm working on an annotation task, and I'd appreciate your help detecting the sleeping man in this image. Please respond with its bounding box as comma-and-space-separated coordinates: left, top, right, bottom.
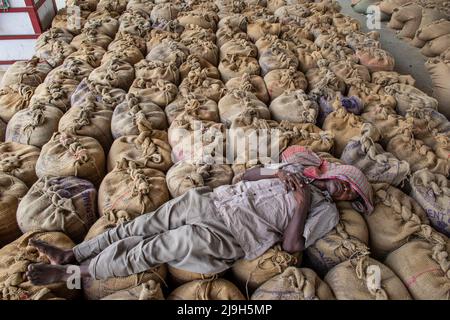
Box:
26, 146, 373, 286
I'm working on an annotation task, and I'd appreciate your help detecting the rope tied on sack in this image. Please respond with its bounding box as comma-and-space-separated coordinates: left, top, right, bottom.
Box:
56, 132, 97, 177
238, 73, 256, 92
121, 160, 153, 214
283, 267, 319, 300
105, 209, 134, 225
333, 221, 371, 261
279, 66, 302, 89
0, 153, 22, 174
21, 103, 46, 142
134, 116, 163, 166
353, 255, 388, 300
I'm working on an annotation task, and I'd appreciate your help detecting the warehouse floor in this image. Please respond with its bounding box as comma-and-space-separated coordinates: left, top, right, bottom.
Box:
336, 0, 433, 95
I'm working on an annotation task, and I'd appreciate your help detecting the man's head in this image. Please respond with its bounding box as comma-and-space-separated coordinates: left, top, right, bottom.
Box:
314, 179, 359, 201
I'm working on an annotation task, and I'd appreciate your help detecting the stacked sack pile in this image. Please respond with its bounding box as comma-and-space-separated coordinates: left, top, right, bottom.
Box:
0, 0, 449, 300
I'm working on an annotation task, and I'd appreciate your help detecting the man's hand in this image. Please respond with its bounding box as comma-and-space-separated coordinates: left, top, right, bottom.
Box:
293, 184, 311, 207
277, 170, 305, 192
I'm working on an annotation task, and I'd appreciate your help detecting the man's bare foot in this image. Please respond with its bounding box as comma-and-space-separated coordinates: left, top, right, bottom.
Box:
26, 263, 72, 285
29, 239, 76, 265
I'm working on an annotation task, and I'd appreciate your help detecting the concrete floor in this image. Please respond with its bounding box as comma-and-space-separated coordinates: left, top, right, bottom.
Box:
337, 0, 433, 95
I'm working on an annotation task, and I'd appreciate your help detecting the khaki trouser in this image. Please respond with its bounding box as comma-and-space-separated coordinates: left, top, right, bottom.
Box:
73, 187, 244, 279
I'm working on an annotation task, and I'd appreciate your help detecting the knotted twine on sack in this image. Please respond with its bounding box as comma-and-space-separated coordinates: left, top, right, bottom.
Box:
165, 94, 219, 125
0, 57, 52, 88
82, 14, 119, 38
88, 58, 135, 90
269, 89, 318, 123
226, 73, 269, 104
111, 93, 168, 138
17, 176, 97, 242
371, 70, 416, 86
150, 3, 179, 23
166, 159, 233, 198
167, 266, 224, 288
101, 44, 144, 66
109, 32, 146, 55
0, 231, 78, 300
181, 24, 217, 44
146, 40, 189, 68
384, 237, 450, 300
126, 0, 155, 14
178, 69, 226, 102
134, 59, 180, 85
129, 78, 178, 108
216, 24, 250, 49
346, 77, 397, 110
107, 120, 172, 172
98, 159, 169, 216
264, 67, 307, 101
35, 27, 73, 51
101, 279, 165, 300
404, 106, 450, 140
168, 279, 245, 300
305, 201, 370, 277
355, 47, 395, 72
181, 39, 219, 67
324, 254, 412, 300
0, 141, 40, 187
305, 61, 346, 94
30, 78, 79, 113
220, 38, 258, 60
251, 267, 335, 300
360, 104, 403, 145
410, 169, 450, 237
177, 10, 218, 31
44, 57, 94, 83
246, 20, 281, 42
5, 102, 64, 148
67, 44, 106, 68
384, 83, 439, 116
0, 83, 35, 122
258, 42, 299, 76
71, 29, 113, 50
179, 54, 221, 80
340, 123, 410, 186
421, 34, 450, 57
35, 40, 76, 68
328, 59, 371, 84
0, 173, 27, 246
70, 78, 127, 110
35, 132, 105, 186
218, 55, 260, 83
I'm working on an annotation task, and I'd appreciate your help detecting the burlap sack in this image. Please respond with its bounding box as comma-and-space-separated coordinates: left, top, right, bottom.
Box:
109, 32, 147, 54
220, 39, 257, 61
0, 231, 77, 300
411, 9, 448, 47
36, 132, 105, 186
410, 169, 450, 237
101, 44, 144, 65
230, 246, 301, 296
264, 67, 308, 100
167, 266, 224, 287
117, 16, 151, 38
218, 90, 270, 126
216, 25, 250, 49
274, 4, 312, 24
259, 44, 299, 76
51, 8, 87, 35
179, 54, 221, 80
416, 19, 450, 43
361, 105, 403, 145
352, 0, 381, 14
255, 35, 281, 57
341, 124, 410, 186
181, 39, 219, 66
218, 55, 260, 83
0, 173, 27, 246
5, 102, 63, 148
384, 238, 450, 300
35, 40, 76, 68
390, 3, 422, 39
98, 159, 169, 216
127, 0, 155, 15
83, 15, 119, 38
296, 44, 322, 72
96, 0, 128, 15
107, 125, 172, 173
345, 31, 380, 51
102, 280, 165, 300
306, 65, 346, 94
178, 10, 219, 31
168, 279, 245, 300
71, 79, 127, 110
0, 119, 5, 142
216, 13, 248, 30
322, 108, 364, 157
1, 57, 52, 88
279, 121, 335, 154
71, 29, 113, 50
379, 0, 410, 15
17, 176, 97, 242
404, 106, 450, 140
251, 267, 335, 300
165, 94, 219, 125
425, 56, 450, 118
30, 79, 79, 113
226, 74, 269, 104
134, 60, 179, 85
129, 78, 178, 108
44, 57, 94, 83
181, 24, 217, 43
35, 28, 73, 51
305, 201, 370, 277
329, 60, 371, 84
178, 70, 226, 102
346, 77, 397, 110
247, 20, 281, 42
0, 84, 34, 122
58, 99, 113, 152
88, 59, 135, 90
421, 34, 450, 57
269, 89, 318, 123
0, 142, 39, 188
324, 255, 412, 300
355, 47, 395, 72
150, 3, 178, 22
384, 83, 438, 116
66, 44, 106, 68
146, 28, 180, 52
166, 160, 233, 198
146, 40, 189, 68
371, 70, 415, 86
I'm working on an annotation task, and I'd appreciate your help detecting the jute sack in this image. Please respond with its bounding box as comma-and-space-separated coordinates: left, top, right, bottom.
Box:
102, 280, 165, 300
384, 238, 450, 300
421, 34, 450, 57
264, 67, 307, 100
280, 23, 314, 45
404, 106, 450, 140
0, 142, 39, 187
216, 25, 250, 49
98, 159, 169, 216
17, 176, 97, 242
35, 27, 73, 51
88, 59, 135, 90
411, 10, 448, 47
117, 16, 151, 38
258, 44, 299, 76
230, 245, 301, 296
322, 108, 365, 158
5, 102, 64, 148
181, 39, 219, 67
296, 44, 322, 72
70, 79, 126, 110
30, 79, 79, 113
226, 74, 269, 104
269, 89, 318, 123
179, 54, 221, 81
279, 121, 335, 154
44, 57, 94, 83
84, 209, 140, 241
328, 60, 371, 84
168, 266, 224, 288
355, 47, 395, 72
0, 173, 27, 246
150, 3, 178, 22
165, 94, 219, 125
112, 93, 167, 138
134, 60, 179, 85
340, 124, 410, 186
51, 8, 87, 34
379, 0, 411, 15
218, 90, 270, 126
82, 15, 119, 38
317, 93, 364, 127
146, 40, 189, 68
390, 3, 422, 39
371, 70, 415, 86
0, 57, 52, 88
95, 0, 128, 14
305, 201, 370, 277
220, 38, 257, 61
410, 169, 450, 237
247, 20, 281, 42
67, 44, 106, 68
35, 40, 76, 68
361, 105, 403, 145
107, 123, 172, 173
384, 83, 438, 116
425, 55, 450, 118
70, 29, 113, 50
109, 32, 147, 55
36, 132, 105, 186
58, 98, 113, 152
251, 267, 335, 300
145, 28, 180, 53
168, 279, 245, 300
177, 10, 219, 31
0, 119, 5, 142
345, 31, 381, 51
166, 160, 233, 198
218, 55, 260, 83
129, 78, 178, 108
416, 19, 450, 43
346, 77, 397, 110
352, 0, 381, 14
180, 24, 217, 43
305, 64, 346, 94
101, 44, 144, 65
0, 84, 34, 122
216, 13, 248, 30
126, 0, 155, 16
324, 255, 412, 300
0, 231, 78, 300
178, 70, 226, 102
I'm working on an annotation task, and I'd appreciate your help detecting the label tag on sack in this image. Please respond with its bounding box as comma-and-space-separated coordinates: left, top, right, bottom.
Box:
366, 265, 382, 292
